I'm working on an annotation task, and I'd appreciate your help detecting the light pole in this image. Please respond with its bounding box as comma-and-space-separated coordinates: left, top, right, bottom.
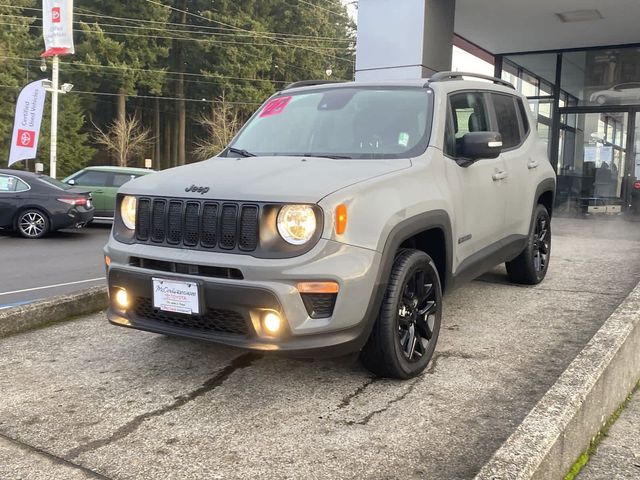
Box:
50, 55, 59, 179
42, 55, 73, 179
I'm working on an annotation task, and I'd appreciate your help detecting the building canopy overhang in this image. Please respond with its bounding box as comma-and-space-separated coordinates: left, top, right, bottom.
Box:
455, 0, 640, 55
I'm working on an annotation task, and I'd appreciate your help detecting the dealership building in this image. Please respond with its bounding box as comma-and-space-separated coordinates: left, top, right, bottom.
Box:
356, 0, 640, 218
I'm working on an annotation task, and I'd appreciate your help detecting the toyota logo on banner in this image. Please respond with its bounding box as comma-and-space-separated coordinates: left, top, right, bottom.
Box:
42, 1, 75, 56
17, 129, 36, 148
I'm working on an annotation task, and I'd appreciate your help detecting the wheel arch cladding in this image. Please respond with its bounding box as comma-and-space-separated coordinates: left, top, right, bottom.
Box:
379, 210, 453, 293
535, 178, 556, 217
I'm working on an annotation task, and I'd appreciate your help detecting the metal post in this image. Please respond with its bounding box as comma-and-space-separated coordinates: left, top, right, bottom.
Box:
50, 55, 59, 179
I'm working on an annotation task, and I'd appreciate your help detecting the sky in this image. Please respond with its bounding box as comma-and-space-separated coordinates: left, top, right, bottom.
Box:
341, 0, 358, 21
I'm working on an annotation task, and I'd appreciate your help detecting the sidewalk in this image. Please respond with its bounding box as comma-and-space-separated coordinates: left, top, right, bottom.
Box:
577, 385, 640, 479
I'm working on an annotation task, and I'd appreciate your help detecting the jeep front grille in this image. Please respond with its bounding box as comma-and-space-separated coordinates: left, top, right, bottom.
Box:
135, 198, 259, 252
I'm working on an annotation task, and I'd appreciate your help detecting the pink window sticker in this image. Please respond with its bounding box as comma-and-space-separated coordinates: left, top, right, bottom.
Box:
260, 96, 292, 117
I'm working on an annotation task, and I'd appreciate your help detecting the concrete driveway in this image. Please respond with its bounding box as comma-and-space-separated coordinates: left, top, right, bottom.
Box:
1, 218, 639, 480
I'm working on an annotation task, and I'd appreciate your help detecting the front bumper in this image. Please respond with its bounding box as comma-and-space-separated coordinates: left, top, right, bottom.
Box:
105, 237, 383, 356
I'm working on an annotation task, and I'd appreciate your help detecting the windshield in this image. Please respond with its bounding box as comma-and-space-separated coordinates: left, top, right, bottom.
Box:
38, 175, 73, 191
228, 87, 433, 159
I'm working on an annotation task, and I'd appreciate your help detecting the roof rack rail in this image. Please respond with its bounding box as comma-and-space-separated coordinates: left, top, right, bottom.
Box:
429, 71, 515, 90
283, 80, 342, 90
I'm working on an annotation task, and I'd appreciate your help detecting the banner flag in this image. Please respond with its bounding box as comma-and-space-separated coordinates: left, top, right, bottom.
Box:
8, 80, 46, 167
43, 0, 75, 57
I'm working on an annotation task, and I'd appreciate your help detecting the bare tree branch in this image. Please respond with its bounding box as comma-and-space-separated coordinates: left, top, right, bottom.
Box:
193, 93, 242, 160
93, 114, 154, 167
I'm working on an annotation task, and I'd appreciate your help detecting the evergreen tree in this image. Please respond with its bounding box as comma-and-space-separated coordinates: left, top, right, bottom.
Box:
0, 0, 355, 170
73, 0, 171, 121
37, 94, 96, 178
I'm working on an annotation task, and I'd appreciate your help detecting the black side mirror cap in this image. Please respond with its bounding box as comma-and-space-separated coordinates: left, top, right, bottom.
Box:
460, 131, 503, 164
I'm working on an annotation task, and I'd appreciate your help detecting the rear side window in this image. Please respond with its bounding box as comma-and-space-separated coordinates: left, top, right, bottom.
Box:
0, 175, 18, 192
73, 171, 109, 187
15, 179, 29, 191
491, 94, 521, 149
445, 92, 491, 157
112, 173, 138, 188
0, 175, 28, 192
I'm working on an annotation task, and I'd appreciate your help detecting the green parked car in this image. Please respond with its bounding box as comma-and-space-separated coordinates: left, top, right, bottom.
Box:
63, 166, 155, 221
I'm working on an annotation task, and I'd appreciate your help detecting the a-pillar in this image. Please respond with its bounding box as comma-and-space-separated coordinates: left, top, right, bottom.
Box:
355, 0, 456, 81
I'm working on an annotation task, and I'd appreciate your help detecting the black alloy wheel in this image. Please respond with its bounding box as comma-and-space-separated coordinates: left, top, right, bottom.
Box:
532, 213, 550, 274
506, 204, 551, 284
397, 267, 438, 362
361, 249, 442, 379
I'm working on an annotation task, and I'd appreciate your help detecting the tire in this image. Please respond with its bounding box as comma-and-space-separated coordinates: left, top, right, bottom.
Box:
16, 209, 50, 239
360, 249, 442, 379
506, 204, 551, 285
595, 95, 607, 105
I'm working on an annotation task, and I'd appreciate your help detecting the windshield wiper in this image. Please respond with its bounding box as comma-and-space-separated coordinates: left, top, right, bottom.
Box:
301, 153, 352, 159
227, 147, 255, 157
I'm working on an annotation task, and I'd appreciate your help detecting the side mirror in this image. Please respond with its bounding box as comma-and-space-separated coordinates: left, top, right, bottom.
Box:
461, 131, 503, 162
67, 179, 76, 185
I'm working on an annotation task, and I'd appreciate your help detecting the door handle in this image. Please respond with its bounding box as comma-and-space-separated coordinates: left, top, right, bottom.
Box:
93, 190, 105, 193
527, 159, 540, 169
492, 170, 508, 181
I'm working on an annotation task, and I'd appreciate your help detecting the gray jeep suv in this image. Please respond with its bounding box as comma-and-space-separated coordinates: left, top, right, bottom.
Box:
105, 72, 556, 379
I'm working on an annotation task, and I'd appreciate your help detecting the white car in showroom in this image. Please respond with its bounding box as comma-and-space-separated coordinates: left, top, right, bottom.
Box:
590, 82, 640, 105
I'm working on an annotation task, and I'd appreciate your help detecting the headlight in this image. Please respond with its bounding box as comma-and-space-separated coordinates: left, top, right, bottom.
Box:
120, 195, 137, 230
277, 205, 316, 245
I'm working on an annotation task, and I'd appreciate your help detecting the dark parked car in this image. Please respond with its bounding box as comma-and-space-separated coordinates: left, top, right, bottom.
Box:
0, 169, 94, 238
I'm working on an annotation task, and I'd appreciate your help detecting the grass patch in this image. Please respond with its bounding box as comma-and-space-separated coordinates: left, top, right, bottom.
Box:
564, 380, 640, 480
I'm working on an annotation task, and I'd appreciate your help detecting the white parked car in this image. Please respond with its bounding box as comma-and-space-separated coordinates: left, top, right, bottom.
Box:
590, 82, 640, 105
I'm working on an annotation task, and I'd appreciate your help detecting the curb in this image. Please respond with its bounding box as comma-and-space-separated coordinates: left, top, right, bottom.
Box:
0, 286, 108, 338
475, 280, 640, 480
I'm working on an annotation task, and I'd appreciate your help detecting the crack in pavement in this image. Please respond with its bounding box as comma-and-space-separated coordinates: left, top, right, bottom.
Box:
0, 431, 112, 480
345, 379, 420, 426
65, 352, 261, 461
337, 377, 378, 409
341, 351, 475, 426
425, 350, 474, 375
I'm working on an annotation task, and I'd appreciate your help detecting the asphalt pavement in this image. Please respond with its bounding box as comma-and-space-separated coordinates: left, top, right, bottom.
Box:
0, 225, 110, 308
1, 218, 639, 480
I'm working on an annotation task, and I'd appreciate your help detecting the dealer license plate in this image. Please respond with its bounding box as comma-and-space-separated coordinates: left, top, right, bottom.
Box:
152, 278, 200, 315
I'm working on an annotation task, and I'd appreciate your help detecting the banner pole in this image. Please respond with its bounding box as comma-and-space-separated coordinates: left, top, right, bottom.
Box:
50, 54, 59, 179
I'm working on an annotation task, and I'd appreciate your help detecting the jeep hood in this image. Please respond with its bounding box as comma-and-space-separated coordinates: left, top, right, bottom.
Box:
119, 156, 412, 203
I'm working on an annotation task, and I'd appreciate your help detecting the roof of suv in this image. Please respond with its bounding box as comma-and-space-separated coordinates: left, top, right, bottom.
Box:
283, 72, 518, 96
78, 166, 154, 174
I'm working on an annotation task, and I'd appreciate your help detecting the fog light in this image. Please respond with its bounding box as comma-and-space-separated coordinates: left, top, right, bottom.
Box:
263, 312, 282, 334
115, 289, 129, 309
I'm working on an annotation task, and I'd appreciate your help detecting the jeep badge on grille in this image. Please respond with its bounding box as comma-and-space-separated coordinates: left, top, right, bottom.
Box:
185, 185, 210, 194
